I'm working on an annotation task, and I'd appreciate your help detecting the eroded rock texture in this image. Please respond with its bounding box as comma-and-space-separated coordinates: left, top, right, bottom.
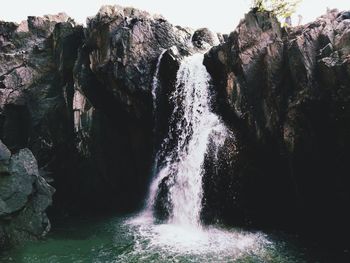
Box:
70, 6, 193, 214
0, 13, 86, 218
0, 4, 349, 252
204, 9, 350, 249
0, 5, 194, 227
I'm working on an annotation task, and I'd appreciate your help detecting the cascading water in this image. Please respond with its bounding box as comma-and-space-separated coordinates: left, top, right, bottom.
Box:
2, 38, 312, 263
151, 49, 167, 114
148, 53, 228, 227
126, 50, 271, 262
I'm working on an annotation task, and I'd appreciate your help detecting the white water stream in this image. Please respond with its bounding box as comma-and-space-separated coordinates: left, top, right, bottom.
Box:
128, 52, 270, 261
160, 53, 228, 226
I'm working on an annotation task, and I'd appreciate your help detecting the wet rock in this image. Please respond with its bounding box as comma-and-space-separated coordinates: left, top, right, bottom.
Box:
64, 5, 193, 214
153, 46, 190, 146
153, 176, 173, 221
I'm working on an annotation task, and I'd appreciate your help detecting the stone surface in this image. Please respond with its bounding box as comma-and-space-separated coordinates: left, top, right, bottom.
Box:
204, 8, 350, 249
0, 5, 194, 217
0, 141, 54, 247
0, 13, 86, 219
84, 5, 191, 119
66, 5, 194, 213
0, 141, 11, 176
0, 140, 10, 161
191, 28, 220, 49
0, 4, 349, 252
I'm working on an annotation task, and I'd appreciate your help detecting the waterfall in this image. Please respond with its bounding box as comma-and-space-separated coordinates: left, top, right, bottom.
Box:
147, 52, 229, 227
151, 49, 167, 113
127, 52, 269, 260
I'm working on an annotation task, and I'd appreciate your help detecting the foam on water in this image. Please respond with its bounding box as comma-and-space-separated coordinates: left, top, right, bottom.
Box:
125, 215, 271, 262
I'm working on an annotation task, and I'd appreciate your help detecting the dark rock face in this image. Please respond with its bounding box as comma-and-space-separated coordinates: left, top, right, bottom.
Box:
0, 140, 54, 247
0, 14, 86, 217
204, 9, 350, 248
1, 3, 350, 252
68, 6, 192, 213
84, 5, 191, 119
0, 5, 193, 219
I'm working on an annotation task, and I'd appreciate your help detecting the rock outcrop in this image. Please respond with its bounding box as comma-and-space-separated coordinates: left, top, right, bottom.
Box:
84, 5, 191, 113
0, 5, 193, 220
0, 13, 87, 217
191, 28, 220, 49
0, 140, 54, 247
1, 3, 349, 252
204, 9, 350, 249
69, 5, 193, 213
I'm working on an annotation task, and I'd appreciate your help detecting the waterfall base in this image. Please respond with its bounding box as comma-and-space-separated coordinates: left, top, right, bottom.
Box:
127, 213, 270, 261
1, 214, 317, 263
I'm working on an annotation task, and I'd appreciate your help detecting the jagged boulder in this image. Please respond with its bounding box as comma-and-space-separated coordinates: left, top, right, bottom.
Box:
191, 28, 220, 49
204, 10, 284, 133
0, 140, 54, 248
84, 5, 191, 119
27, 13, 71, 37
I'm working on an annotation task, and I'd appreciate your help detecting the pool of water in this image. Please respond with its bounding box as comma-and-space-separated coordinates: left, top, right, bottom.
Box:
0, 214, 310, 263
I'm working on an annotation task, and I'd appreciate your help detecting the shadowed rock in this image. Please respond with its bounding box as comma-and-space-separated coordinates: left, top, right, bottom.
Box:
204, 8, 350, 250
0, 4, 349, 253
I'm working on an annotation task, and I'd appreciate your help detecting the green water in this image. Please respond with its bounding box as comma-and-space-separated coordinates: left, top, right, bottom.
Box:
0, 214, 308, 263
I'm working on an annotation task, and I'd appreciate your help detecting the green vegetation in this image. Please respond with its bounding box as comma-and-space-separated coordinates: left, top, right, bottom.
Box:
251, 0, 302, 21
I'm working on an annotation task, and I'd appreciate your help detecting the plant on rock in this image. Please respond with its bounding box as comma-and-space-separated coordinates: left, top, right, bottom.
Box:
251, 0, 302, 25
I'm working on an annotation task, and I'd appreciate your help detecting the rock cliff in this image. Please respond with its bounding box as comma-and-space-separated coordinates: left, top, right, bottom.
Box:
0, 5, 193, 246
204, 9, 350, 249
0, 5, 349, 251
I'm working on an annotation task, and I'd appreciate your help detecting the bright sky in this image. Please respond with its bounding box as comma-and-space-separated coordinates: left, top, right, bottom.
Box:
0, 1, 348, 33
